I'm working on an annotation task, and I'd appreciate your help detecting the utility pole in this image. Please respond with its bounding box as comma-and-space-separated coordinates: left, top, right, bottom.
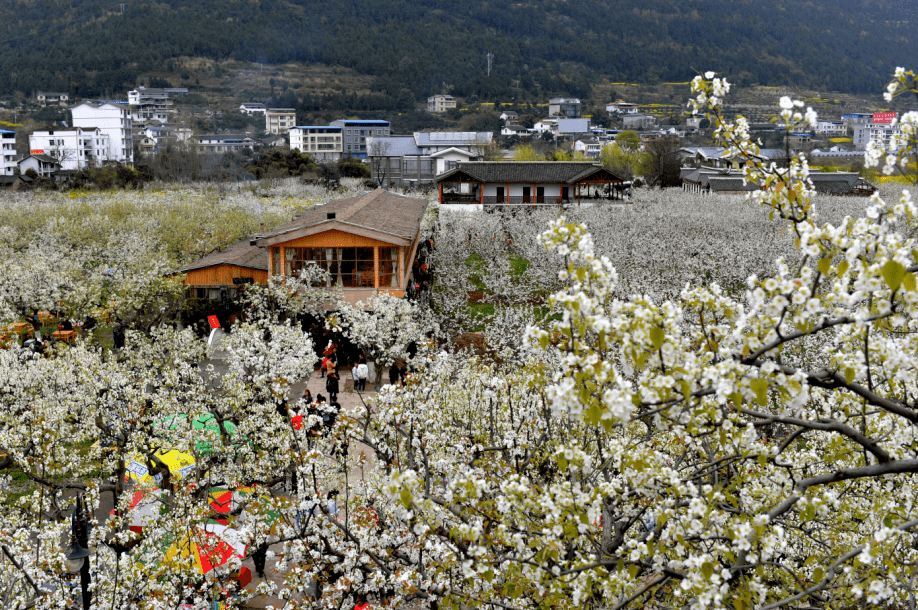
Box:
487, 52, 494, 77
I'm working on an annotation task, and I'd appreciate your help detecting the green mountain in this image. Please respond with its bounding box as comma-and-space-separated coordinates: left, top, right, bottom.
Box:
0, 0, 914, 101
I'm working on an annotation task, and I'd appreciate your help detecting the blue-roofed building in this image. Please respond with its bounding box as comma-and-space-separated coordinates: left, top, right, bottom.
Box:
329, 119, 391, 158
0, 129, 15, 176
290, 126, 343, 161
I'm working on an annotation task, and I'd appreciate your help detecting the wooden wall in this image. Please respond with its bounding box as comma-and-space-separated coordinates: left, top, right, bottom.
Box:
184, 265, 268, 287
278, 230, 397, 249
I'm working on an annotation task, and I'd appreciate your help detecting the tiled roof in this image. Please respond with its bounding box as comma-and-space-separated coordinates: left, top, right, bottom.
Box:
369, 136, 422, 156
23, 154, 59, 164
708, 177, 759, 192
261, 189, 428, 243
180, 237, 268, 273
441, 162, 623, 184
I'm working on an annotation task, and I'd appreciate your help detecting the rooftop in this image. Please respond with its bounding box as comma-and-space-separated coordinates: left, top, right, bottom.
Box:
438, 161, 624, 184
259, 189, 428, 245
180, 237, 268, 273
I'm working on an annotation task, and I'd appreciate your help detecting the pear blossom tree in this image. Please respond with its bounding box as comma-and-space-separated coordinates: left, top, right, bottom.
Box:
368, 70, 918, 610
7, 71, 918, 610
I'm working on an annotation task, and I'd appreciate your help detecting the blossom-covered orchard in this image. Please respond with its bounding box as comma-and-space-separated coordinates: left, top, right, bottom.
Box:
3, 69, 918, 610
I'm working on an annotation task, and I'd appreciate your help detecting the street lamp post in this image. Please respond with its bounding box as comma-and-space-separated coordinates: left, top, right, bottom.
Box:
64, 495, 92, 610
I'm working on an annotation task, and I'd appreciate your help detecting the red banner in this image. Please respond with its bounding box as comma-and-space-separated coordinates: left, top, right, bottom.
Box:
208, 315, 220, 329
873, 112, 896, 124
30, 149, 44, 154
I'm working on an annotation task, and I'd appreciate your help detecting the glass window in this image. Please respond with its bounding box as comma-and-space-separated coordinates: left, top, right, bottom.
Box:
389, 158, 400, 171
405, 158, 418, 174
379, 247, 399, 288
284, 247, 373, 287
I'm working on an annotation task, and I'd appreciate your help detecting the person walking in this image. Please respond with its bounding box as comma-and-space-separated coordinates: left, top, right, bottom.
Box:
354, 356, 368, 392
326, 368, 340, 403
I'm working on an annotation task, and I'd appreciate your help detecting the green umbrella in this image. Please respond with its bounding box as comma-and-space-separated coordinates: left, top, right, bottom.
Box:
158, 413, 239, 455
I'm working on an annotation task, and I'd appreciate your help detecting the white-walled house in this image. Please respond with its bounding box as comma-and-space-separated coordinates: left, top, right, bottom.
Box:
29, 127, 111, 170
18, 154, 61, 179
1, 129, 15, 176
240, 103, 267, 116
71, 102, 133, 165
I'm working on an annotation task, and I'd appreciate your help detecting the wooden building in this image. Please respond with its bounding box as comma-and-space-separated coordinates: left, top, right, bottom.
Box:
436, 162, 628, 211
254, 189, 429, 306
179, 237, 269, 300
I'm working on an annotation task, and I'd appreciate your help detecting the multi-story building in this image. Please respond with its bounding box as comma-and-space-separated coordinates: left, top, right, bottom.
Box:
331, 119, 390, 159
195, 134, 255, 154
1, 129, 15, 176
29, 127, 111, 170
289, 126, 343, 161
365, 131, 493, 186
854, 119, 903, 150
427, 95, 456, 113
549, 98, 582, 118
266, 108, 296, 135
36, 92, 69, 106
815, 120, 847, 136
71, 102, 133, 165
128, 87, 174, 124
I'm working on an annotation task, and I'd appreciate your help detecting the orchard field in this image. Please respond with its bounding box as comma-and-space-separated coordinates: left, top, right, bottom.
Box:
4, 69, 918, 610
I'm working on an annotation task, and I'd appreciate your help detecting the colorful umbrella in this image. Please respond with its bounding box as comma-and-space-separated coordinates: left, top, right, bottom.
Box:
158, 523, 247, 576
126, 449, 196, 485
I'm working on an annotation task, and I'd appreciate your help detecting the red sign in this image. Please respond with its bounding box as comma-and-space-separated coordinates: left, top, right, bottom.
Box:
30, 149, 44, 154
208, 315, 220, 329
873, 112, 896, 124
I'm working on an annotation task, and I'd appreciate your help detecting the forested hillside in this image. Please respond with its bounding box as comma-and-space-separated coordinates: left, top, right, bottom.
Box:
0, 0, 914, 100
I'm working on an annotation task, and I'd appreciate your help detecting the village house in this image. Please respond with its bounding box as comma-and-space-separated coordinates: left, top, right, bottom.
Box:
606, 100, 639, 115
427, 95, 457, 113
36, 91, 70, 106
680, 167, 876, 196
548, 98, 581, 118
254, 190, 429, 306
366, 131, 492, 187
436, 161, 629, 210
239, 103, 267, 116
17, 154, 61, 180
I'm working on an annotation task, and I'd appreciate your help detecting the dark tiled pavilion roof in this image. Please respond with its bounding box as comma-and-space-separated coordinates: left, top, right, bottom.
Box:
438, 162, 625, 184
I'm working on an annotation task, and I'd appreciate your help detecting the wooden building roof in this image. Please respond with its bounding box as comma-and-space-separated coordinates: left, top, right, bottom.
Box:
179, 237, 268, 273
256, 189, 428, 247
